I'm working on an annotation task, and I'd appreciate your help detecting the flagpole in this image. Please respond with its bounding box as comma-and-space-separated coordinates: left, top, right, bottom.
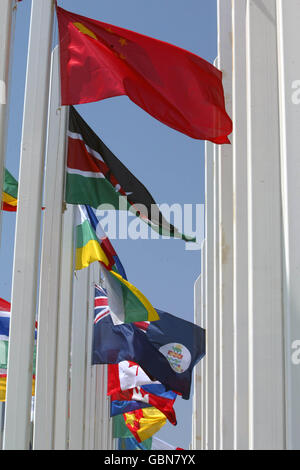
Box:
33, 46, 68, 450
0, 0, 17, 240
3, 0, 54, 450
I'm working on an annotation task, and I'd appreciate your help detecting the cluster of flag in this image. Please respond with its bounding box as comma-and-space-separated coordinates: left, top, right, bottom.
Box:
92, 283, 205, 442
1, 2, 231, 448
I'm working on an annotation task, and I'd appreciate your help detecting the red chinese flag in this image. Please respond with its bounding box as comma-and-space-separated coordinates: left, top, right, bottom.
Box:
56, 6, 232, 144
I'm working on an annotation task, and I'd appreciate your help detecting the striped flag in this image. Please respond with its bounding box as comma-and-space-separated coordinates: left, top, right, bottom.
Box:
77, 204, 127, 279
123, 407, 167, 442
2, 169, 18, 212
110, 384, 177, 425
76, 206, 159, 324
66, 106, 195, 241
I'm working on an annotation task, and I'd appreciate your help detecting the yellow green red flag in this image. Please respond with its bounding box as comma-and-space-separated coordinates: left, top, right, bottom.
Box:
123, 407, 167, 442
2, 169, 18, 212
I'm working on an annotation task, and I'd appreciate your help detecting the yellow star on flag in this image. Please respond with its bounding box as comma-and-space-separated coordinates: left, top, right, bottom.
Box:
119, 37, 128, 47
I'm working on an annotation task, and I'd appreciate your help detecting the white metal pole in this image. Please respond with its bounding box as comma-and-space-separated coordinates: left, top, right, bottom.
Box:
277, 0, 300, 451
213, 124, 220, 450
246, 0, 285, 450
33, 46, 68, 450
0, 0, 17, 239
53, 203, 74, 450
192, 274, 201, 450
69, 267, 89, 450
217, 0, 234, 450
103, 365, 110, 450
95, 364, 106, 449
3, 0, 54, 450
84, 262, 100, 449
204, 141, 214, 450
232, 0, 249, 450
200, 242, 206, 450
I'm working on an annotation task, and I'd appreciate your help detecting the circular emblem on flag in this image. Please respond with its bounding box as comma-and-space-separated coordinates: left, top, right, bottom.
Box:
159, 343, 191, 373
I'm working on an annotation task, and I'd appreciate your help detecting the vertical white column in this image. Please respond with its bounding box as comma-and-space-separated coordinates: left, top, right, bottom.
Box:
246, 0, 285, 450
107, 405, 114, 450
33, 47, 68, 450
232, 0, 249, 450
200, 241, 206, 449
103, 365, 111, 450
3, 0, 54, 450
53, 203, 74, 450
217, 0, 234, 450
95, 364, 106, 449
213, 136, 220, 450
204, 142, 215, 449
84, 262, 100, 449
277, 0, 300, 450
69, 267, 89, 450
192, 274, 202, 450
0, 0, 16, 233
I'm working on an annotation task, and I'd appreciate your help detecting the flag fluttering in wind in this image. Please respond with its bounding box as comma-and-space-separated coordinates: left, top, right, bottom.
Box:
75, 204, 127, 280
92, 286, 205, 399
56, 6, 232, 143
113, 414, 135, 439
123, 407, 167, 442
108, 363, 177, 424
110, 383, 177, 425
77, 206, 158, 323
92, 286, 185, 389
100, 268, 159, 324
0, 298, 36, 401
75, 204, 112, 271
138, 309, 206, 398
66, 106, 194, 241
2, 169, 18, 212
107, 361, 160, 395
75, 208, 158, 323
108, 361, 177, 424
84, 204, 127, 279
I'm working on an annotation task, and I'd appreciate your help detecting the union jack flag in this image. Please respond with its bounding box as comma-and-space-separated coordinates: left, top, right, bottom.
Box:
94, 284, 111, 324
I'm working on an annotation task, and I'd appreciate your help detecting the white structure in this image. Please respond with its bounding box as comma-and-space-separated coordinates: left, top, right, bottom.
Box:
193, 0, 300, 450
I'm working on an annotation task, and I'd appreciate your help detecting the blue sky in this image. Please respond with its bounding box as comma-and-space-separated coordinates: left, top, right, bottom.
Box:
1, 0, 217, 449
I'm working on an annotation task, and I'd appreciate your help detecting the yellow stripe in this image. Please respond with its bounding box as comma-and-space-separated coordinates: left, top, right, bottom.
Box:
75, 239, 110, 271
109, 270, 159, 321
73, 22, 97, 39
2, 192, 17, 206
0, 376, 35, 402
124, 407, 166, 442
137, 408, 166, 442
0, 376, 7, 402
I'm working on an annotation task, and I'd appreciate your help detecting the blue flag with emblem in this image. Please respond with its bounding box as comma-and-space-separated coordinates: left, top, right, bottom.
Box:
92, 285, 206, 399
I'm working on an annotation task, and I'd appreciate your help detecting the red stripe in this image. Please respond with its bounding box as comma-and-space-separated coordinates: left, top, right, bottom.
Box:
2, 202, 17, 212
0, 298, 10, 312
95, 297, 108, 307
94, 310, 109, 323
67, 137, 109, 174
67, 137, 129, 199
107, 364, 121, 396
133, 321, 149, 331
124, 409, 143, 442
